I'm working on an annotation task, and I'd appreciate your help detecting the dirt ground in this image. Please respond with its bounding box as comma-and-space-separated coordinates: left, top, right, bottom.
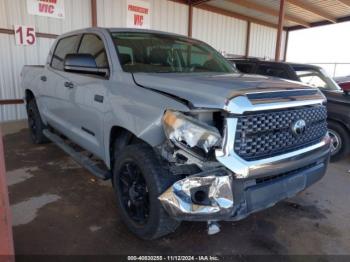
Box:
2, 121, 350, 255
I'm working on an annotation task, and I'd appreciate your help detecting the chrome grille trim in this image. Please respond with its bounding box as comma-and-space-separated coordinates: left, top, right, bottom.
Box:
215, 96, 330, 179
234, 105, 328, 161
224, 95, 326, 114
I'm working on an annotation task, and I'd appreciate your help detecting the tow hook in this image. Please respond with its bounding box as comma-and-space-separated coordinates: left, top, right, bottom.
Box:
207, 221, 221, 235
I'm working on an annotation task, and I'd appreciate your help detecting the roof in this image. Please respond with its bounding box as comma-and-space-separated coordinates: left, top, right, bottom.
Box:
59, 27, 197, 40
187, 0, 350, 31
56, 27, 196, 42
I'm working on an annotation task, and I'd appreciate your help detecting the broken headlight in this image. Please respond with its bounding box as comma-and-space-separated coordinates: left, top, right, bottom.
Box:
163, 110, 222, 153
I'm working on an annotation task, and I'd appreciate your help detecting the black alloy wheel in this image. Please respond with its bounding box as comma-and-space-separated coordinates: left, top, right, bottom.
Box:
118, 161, 150, 225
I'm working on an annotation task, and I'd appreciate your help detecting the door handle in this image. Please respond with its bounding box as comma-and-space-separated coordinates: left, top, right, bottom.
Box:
64, 81, 74, 89
40, 76, 47, 82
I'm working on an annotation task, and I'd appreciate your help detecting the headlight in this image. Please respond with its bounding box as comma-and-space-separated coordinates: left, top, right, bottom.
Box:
163, 110, 222, 153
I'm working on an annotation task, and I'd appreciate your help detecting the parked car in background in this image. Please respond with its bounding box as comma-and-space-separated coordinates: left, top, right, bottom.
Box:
334, 76, 350, 94
334, 75, 350, 84
21, 28, 331, 239
229, 58, 350, 161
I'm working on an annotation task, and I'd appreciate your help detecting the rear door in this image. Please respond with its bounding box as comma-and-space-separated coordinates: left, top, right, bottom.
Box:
41, 34, 81, 135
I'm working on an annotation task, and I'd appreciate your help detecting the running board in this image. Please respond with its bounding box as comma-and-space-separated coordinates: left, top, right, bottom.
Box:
43, 129, 111, 180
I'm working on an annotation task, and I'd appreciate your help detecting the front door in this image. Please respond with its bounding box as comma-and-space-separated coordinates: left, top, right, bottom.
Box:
62, 33, 111, 159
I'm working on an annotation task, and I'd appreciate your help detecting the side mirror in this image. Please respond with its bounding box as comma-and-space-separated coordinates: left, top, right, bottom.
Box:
64, 54, 108, 77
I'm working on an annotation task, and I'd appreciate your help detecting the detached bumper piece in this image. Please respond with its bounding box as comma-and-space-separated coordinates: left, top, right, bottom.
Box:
158, 169, 234, 220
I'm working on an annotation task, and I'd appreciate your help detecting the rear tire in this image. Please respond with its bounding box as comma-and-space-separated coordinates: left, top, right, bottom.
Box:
26, 98, 49, 144
112, 144, 180, 239
328, 121, 349, 162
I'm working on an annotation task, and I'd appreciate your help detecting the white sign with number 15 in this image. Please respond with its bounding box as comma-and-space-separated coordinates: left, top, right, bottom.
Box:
14, 25, 36, 46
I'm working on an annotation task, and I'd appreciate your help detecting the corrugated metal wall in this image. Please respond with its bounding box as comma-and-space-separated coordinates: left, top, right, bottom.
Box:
151, 0, 188, 35
97, 0, 188, 35
0, 0, 91, 122
192, 8, 247, 56
249, 23, 277, 59
0, 0, 91, 35
248, 23, 286, 60
0, 35, 55, 121
0, 0, 286, 122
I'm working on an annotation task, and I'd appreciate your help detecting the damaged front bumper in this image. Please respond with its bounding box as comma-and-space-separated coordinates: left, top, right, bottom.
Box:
159, 146, 330, 222
159, 169, 234, 220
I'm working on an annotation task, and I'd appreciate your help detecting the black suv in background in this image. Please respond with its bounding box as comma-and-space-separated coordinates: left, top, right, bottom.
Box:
229, 58, 350, 161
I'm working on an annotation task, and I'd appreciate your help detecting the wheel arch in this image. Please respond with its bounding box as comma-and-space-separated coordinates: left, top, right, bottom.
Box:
25, 89, 35, 102
108, 126, 146, 169
327, 118, 350, 134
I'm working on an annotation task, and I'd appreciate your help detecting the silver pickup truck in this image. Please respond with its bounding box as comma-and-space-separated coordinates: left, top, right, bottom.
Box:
21, 27, 331, 239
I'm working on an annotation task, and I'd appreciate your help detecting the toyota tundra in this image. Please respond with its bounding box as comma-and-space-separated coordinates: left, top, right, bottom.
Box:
21, 28, 331, 239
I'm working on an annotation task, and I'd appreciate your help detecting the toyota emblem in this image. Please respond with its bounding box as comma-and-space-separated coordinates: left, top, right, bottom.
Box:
292, 119, 306, 136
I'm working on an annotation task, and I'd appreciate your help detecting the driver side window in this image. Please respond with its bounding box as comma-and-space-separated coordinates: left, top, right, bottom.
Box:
51, 35, 80, 71
78, 34, 109, 68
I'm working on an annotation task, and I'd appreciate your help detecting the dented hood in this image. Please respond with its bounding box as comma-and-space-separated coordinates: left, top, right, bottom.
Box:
133, 72, 313, 109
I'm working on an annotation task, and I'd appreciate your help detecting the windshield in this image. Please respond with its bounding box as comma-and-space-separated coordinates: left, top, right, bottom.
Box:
293, 66, 341, 91
111, 32, 236, 73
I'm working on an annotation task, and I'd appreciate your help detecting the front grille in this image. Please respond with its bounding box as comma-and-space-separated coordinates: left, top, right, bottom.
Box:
234, 105, 327, 161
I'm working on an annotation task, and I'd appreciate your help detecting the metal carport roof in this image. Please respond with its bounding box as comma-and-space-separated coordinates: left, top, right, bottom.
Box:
180, 0, 350, 60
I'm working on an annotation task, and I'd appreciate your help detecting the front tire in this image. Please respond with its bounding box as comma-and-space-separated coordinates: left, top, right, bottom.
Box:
26, 98, 49, 144
328, 121, 350, 162
112, 144, 180, 239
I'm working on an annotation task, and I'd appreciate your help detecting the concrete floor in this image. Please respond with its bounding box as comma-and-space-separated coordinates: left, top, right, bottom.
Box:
2, 121, 350, 255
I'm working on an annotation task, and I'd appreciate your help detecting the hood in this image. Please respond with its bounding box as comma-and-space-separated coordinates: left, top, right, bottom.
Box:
133, 72, 315, 109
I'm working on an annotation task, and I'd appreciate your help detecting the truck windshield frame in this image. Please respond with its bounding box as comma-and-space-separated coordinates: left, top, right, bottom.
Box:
111, 32, 236, 74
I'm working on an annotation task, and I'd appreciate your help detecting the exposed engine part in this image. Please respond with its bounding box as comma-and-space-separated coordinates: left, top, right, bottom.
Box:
157, 142, 221, 176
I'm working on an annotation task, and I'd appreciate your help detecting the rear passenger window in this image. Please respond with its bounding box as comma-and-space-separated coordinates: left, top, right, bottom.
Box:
51, 35, 81, 71
257, 65, 289, 79
78, 34, 109, 68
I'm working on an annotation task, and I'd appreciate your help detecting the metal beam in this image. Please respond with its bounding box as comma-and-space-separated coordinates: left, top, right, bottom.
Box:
190, 0, 211, 6
287, 0, 337, 23
188, 4, 193, 37
287, 14, 350, 31
0, 28, 58, 39
283, 30, 289, 61
228, 0, 310, 27
91, 0, 97, 27
0, 99, 24, 105
337, 0, 350, 8
275, 0, 286, 61
245, 21, 251, 57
